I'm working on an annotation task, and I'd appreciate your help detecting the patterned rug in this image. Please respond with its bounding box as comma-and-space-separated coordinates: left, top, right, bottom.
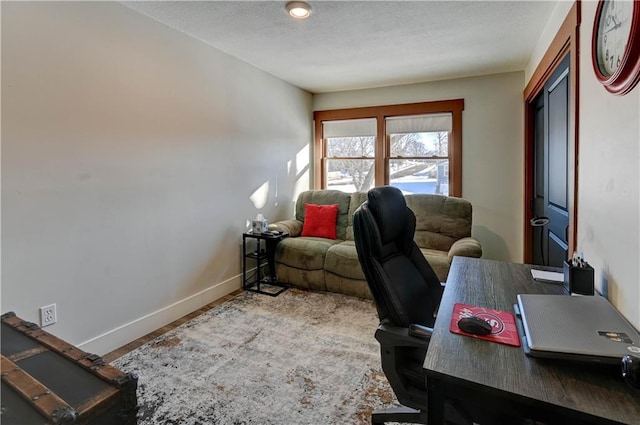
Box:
111, 289, 398, 424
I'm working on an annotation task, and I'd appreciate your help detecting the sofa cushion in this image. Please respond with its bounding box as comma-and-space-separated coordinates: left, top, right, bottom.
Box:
448, 237, 483, 261
295, 190, 352, 241
419, 248, 450, 283
345, 192, 368, 241
301, 203, 339, 239
325, 271, 371, 299
275, 264, 326, 292
324, 241, 365, 281
275, 236, 342, 270
406, 194, 473, 252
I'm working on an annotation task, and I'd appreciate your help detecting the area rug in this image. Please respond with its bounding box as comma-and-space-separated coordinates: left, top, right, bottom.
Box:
111, 288, 398, 424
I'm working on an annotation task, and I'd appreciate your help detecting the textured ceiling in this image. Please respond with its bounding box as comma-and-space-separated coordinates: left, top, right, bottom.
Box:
123, 1, 558, 93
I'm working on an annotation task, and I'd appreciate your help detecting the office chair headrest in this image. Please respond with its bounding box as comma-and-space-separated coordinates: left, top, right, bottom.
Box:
367, 186, 410, 244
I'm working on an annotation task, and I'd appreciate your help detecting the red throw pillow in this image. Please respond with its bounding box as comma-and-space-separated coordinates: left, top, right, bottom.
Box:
301, 203, 339, 239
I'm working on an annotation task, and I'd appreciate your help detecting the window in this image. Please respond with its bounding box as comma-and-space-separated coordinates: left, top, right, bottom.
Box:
313, 100, 463, 196
323, 118, 376, 193
387, 114, 451, 195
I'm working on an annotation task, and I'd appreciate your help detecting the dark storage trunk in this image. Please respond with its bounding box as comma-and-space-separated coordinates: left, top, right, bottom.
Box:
1, 312, 138, 424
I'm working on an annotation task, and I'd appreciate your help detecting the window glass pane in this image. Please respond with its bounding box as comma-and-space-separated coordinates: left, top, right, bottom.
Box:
389, 159, 449, 195
327, 137, 375, 158
390, 132, 448, 157
326, 159, 375, 193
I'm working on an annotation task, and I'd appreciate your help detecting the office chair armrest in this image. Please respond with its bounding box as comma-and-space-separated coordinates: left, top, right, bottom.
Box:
448, 237, 483, 261
408, 323, 433, 339
375, 323, 432, 349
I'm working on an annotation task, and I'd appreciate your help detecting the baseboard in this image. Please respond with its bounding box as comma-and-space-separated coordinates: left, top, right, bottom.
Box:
78, 274, 242, 355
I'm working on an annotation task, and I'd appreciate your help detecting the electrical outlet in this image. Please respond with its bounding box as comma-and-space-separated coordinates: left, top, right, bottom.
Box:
39, 303, 57, 327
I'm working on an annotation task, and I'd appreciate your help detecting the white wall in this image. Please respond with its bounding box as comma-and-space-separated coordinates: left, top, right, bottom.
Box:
577, 1, 640, 329
1, 2, 312, 354
524, 0, 575, 83
525, 1, 639, 329
314, 72, 525, 262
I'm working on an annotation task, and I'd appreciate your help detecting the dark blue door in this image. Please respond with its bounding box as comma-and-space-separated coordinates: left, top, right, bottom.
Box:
532, 54, 570, 267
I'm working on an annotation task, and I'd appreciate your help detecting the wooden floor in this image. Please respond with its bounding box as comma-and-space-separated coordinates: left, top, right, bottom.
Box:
102, 289, 243, 363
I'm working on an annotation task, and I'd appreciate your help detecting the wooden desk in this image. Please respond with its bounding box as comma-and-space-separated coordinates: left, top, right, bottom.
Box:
423, 257, 640, 425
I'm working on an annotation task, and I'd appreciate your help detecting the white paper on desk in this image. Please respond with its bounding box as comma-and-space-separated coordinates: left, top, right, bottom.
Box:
531, 269, 564, 283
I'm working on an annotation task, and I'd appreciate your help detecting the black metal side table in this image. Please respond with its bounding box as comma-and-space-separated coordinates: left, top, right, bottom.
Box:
242, 230, 289, 296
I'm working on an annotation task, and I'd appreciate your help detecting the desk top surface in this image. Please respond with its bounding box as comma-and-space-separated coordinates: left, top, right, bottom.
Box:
423, 257, 640, 424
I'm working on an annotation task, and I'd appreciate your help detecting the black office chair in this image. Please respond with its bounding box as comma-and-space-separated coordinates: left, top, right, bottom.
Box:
353, 186, 470, 425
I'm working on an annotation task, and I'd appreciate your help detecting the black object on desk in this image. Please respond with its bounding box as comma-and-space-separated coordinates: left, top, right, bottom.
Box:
563, 259, 595, 295
457, 316, 492, 336
242, 231, 288, 296
622, 354, 640, 389
423, 257, 640, 425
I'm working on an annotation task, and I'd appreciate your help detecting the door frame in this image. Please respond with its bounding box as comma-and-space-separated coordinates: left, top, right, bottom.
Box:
523, 2, 580, 263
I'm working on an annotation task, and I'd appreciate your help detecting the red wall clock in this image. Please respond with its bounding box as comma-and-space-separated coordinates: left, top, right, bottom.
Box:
592, 0, 640, 95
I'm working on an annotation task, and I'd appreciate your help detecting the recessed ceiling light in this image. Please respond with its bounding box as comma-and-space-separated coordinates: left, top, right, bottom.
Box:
286, 1, 312, 19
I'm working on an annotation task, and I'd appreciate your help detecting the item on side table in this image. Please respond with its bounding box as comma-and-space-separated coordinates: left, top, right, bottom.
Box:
251, 213, 268, 234
1, 312, 138, 424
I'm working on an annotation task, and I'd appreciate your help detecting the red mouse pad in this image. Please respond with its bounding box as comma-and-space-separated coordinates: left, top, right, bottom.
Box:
450, 303, 520, 347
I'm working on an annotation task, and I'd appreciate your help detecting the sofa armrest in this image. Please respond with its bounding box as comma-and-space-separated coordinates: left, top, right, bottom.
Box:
448, 237, 482, 261
269, 220, 303, 237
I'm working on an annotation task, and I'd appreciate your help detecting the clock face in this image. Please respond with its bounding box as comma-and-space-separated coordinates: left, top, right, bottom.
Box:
596, 0, 634, 77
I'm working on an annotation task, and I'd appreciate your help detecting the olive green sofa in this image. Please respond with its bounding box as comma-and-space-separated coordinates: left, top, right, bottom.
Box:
269, 189, 482, 299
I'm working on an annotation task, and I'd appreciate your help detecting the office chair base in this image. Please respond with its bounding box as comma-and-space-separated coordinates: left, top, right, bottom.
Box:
370, 402, 474, 425
371, 405, 426, 424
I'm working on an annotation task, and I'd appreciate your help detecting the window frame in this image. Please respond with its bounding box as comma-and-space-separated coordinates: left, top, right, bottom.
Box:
313, 100, 464, 196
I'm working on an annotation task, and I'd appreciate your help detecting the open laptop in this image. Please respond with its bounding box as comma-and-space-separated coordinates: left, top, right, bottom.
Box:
516, 294, 640, 364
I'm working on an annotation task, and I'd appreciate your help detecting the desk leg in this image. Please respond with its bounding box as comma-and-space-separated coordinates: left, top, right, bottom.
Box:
427, 376, 445, 425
